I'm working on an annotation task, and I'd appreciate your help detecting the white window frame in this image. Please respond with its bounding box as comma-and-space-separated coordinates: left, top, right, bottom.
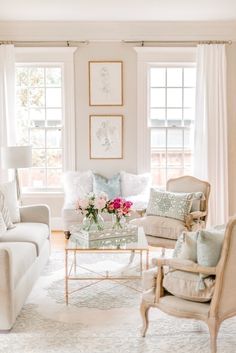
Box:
135, 47, 196, 177
15, 47, 77, 194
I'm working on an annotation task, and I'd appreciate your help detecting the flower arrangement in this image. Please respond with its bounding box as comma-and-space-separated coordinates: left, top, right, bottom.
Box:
76, 192, 108, 231
106, 197, 133, 229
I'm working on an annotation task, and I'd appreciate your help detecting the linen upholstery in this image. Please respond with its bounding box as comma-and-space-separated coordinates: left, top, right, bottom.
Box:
0, 204, 50, 330
140, 216, 236, 353
0, 223, 49, 256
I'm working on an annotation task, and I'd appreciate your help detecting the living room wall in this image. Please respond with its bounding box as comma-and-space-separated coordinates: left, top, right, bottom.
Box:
1, 21, 235, 223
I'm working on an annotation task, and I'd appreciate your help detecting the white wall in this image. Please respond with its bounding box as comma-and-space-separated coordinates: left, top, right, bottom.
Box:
1, 21, 235, 223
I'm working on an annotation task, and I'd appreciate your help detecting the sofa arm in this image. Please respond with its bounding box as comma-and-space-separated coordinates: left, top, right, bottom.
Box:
20, 204, 51, 230
0, 247, 14, 330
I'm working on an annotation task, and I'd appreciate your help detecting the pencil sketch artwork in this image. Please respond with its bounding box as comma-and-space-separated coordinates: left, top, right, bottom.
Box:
90, 116, 123, 159
89, 62, 123, 105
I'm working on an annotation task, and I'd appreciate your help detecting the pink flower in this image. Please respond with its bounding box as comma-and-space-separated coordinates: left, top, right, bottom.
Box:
94, 198, 106, 210
78, 198, 89, 209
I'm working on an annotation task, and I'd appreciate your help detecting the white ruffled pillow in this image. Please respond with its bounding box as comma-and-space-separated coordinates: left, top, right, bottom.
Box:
120, 171, 151, 198
63, 171, 93, 205
0, 181, 20, 223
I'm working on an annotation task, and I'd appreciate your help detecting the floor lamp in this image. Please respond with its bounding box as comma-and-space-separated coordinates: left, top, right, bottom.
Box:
1, 146, 32, 203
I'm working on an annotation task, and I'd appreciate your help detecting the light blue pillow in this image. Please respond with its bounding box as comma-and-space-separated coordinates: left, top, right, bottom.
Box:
197, 229, 225, 268
146, 189, 193, 221
93, 173, 121, 199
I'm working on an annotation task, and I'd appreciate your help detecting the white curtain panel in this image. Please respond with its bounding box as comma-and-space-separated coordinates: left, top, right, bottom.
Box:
0, 44, 16, 182
194, 44, 228, 225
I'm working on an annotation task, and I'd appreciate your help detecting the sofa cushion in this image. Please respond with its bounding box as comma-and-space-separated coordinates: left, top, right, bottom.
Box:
120, 171, 150, 198
0, 191, 15, 229
0, 223, 49, 256
163, 268, 215, 302
63, 171, 93, 205
93, 173, 121, 199
147, 189, 193, 222
0, 181, 20, 223
0, 242, 37, 287
0, 212, 7, 237
130, 215, 186, 240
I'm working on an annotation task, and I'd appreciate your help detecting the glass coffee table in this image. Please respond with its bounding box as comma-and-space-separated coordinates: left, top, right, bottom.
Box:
65, 224, 149, 305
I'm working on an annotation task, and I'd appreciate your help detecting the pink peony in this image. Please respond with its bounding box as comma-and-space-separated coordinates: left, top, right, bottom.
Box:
94, 198, 106, 210
78, 198, 89, 210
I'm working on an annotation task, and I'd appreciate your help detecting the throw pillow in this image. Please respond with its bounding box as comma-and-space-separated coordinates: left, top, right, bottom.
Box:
120, 171, 151, 198
0, 212, 7, 237
197, 229, 225, 268
146, 189, 193, 222
191, 192, 205, 212
0, 191, 14, 229
93, 173, 121, 199
172, 231, 198, 262
0, 181, 20, 223
63, 171, 93, 205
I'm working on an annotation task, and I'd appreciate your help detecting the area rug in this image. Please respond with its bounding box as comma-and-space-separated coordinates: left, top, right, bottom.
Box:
1, 250, 236, 353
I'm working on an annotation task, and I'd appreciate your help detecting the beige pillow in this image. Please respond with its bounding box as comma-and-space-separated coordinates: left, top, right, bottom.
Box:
163, 268, 215, 302
173, 231, 197, 262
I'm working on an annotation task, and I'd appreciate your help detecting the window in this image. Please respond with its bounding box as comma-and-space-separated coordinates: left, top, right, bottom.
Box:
148, 65, 196, 187
16, 64, 64, 191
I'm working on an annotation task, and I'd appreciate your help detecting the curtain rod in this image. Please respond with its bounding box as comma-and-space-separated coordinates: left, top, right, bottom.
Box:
0, 39, 232, 47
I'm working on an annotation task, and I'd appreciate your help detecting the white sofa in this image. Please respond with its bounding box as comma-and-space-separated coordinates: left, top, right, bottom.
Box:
0, 204, 50, 330
62, 170, 151, 231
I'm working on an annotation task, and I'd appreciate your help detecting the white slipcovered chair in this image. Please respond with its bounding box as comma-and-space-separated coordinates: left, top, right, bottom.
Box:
140, 216, 236, 353
131, 176, 210, 249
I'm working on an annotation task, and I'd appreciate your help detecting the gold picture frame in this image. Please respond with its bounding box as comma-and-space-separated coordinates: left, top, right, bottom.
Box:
89, 61, 123, 106
89, 115, 123, 159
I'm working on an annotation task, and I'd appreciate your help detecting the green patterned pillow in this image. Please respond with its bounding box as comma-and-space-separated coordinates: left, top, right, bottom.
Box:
93, 173, 121, 199
146, 189, 193, 222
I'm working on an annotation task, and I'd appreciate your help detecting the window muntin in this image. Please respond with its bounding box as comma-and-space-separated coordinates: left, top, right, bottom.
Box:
149, 65, 196, 187
16, 64, 63, 191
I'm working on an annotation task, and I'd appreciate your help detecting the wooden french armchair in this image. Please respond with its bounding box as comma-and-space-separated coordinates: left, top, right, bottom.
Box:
131, 175, 211, 250
140, 216, 236, 353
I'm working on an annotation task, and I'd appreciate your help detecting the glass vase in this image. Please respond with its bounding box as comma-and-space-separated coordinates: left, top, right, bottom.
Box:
82, 212, 105, 232
112, 214, 126, 230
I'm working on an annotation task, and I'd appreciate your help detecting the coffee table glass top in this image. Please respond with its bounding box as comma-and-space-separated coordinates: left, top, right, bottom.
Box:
66, 224, 148, 251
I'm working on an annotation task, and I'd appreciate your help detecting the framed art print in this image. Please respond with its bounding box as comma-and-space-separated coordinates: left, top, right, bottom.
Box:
89, 61, 123, 106
90, 115, 123, 159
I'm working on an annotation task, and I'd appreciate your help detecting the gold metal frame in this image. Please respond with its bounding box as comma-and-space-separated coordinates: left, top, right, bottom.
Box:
65, 248, 149, 305
89, 114, 123, 159
89, 61, 123, 106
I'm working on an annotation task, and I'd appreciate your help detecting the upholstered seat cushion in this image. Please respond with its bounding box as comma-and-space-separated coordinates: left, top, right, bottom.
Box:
0, 223, 49, 256
0, 242, 37, 287
130, 215, 187, 240
158, 295, 210, 317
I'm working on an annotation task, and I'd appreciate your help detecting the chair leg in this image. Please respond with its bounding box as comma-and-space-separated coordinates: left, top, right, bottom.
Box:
208, 318, 220, 353
140, 300, 150, 337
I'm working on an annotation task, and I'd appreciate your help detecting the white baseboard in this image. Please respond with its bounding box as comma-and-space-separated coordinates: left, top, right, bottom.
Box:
51, 217, 63, 231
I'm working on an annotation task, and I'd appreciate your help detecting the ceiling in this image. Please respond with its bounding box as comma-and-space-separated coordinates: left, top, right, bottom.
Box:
0, 0, 236, 22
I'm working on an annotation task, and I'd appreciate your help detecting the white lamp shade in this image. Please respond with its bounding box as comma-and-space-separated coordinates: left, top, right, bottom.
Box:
1, 146, 32, 169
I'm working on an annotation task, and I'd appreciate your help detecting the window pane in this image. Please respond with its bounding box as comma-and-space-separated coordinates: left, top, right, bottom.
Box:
29, 108, 45, 122
150, 68, 165, 87
46, 129, 62, 148
184, 88, 195, 108
46, 68, 61, 87
184, 68, 196, 87
47, 149, 62, 167
167, 109, 183, 126
150, 88, 165, 108
167, 168, 184, 180
184, 108, 195, 121
151, 168, 166, 187
47, 108, 62, 120
47, 169, 62, 187
167, 152, 183, 166
29, 68, 44, 87
167, 68, 182, 87
30, 169, 46, 188
184, 129, 194, 149
16, 88, 28, 107
150, 108, 166, 120
46, 88, 61, 108
167, 88, 182, 107
151, 151, 166, 167
151, 129, 166, 148
30, 129, 45, 148
167, 129, 183, 148
16, 68, 28, 87
32, 149, 46, 167
184, 152, 193, 167
29, 88, 45, 107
